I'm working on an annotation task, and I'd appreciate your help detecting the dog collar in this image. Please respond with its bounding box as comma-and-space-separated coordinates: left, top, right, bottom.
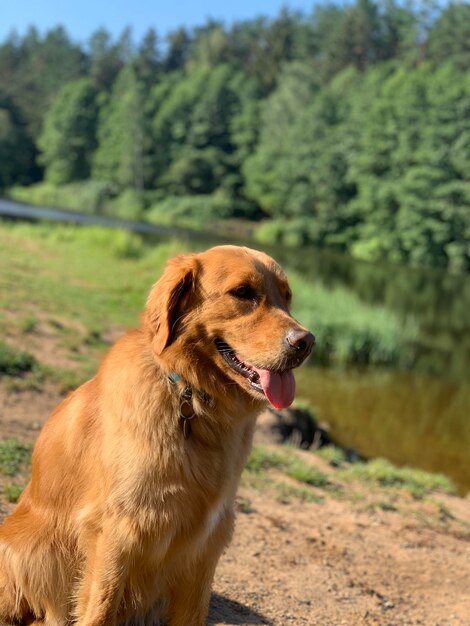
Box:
168, 372, 182, 384
167, 372, 211, 439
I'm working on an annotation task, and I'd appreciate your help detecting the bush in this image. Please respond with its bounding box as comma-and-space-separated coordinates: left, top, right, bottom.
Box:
44, 226, 144, 259
105, 230, 144, 259
147, 194, 235, 228
255, 218, 312, 247
105, 188, 145, 220
0, 342, 37, 376
9, 180, 115, 214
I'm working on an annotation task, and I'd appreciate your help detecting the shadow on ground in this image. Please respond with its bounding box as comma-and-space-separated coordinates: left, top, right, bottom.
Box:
208, 593, 274, 625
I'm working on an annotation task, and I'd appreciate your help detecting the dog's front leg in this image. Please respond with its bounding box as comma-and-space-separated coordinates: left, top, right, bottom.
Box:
167, 510, 234, 626
167, 558, 217, 626
74, 518, 132, 626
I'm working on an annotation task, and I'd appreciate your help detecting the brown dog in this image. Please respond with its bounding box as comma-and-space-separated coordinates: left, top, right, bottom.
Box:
0, 245, 314, 626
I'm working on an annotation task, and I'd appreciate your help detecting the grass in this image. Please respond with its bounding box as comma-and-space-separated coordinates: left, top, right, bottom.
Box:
0, 223, 189, 379
8, 180, 115, 215
315, 445, 349, 467
0, 223, 187, 335
19, 314, 38, 334
3, 482, 24, 503
0, 440, 31, 505
283, 457, 330, 488
246, 445, 333, 492
0, 439, 32, 476
245, 446, 288, 474
271, 481, 325, 504
289, 272, 418, 368
245, 443, 458, 506
0, 341, 37, 376
337, 457, 457, 499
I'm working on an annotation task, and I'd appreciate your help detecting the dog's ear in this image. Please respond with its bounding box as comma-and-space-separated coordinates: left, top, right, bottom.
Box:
145, 254, 199, 355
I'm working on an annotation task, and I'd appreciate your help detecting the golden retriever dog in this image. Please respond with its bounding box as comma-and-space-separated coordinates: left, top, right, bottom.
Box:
0, 245, 314, 626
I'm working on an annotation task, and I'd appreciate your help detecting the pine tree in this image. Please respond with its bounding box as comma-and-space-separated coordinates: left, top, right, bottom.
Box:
38, 78, 98, 184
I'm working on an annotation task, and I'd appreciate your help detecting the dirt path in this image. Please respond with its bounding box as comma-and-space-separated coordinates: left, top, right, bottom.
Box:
1, 386, 469, 626
211, 488, 470, 625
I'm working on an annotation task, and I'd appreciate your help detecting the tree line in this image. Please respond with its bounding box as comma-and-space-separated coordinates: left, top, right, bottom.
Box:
0, 1, 469, 271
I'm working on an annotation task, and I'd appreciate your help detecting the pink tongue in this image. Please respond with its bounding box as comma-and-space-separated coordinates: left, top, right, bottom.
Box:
254, 368, 296, 409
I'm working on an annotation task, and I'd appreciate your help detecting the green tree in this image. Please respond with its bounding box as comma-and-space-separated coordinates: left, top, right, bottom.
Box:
0, 26, 85, 138
38, 78, 98, 184
164, 28, 191, 72
0, 96, 37, 188
152, 64, 258, 200
350, 63, 470, 270
245, 65, 371, 243
188, 21, 230, 68
427, 2, 470, 70
238, 9, 301, 94
134, 28, 161, 87
93, 65, 149, 191
88, 28, 131, 91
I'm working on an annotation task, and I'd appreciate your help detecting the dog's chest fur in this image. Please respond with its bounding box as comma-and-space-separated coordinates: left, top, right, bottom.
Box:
116, 413, 257, 618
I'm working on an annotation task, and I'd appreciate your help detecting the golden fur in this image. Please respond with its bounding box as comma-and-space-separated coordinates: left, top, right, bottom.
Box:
0, 245, 313, 626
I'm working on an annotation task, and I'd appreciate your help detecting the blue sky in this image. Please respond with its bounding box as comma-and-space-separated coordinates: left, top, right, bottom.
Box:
1, 1, 316, 44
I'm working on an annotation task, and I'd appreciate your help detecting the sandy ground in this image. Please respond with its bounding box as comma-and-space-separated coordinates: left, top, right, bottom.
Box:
1, 386, 469, 626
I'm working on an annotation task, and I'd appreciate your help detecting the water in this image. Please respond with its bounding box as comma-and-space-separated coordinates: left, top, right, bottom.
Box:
276, 246, 470, 494
272, 244, 470, 380
297, 367, 469, 494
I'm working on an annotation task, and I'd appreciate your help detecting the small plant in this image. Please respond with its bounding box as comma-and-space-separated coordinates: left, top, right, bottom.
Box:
19, 314, 38, 334
4, 366, 46, 392
0, 341, 37, 376
108, 231, 144, 259
365, 500, 399, 513
0, 440, 32, 476
284, 458, 330, 488
4, 482, 24, 503
316, 445, 348, 467
236, 497, 254, 514
84, 329, 108, 348
245, 446, 288, 474
272, 482, 324, 505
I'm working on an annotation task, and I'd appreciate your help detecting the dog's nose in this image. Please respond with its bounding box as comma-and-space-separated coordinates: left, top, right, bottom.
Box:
285, 328, 315, 358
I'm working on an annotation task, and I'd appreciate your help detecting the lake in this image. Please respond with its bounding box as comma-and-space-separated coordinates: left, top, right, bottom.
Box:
297, 367, 469, 494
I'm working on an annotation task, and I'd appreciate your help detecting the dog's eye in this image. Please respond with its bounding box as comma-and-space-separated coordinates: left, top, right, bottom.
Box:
230, 285, 256, 300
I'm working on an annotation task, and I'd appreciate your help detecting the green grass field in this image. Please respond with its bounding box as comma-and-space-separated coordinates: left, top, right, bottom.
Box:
0, 223, 189, 386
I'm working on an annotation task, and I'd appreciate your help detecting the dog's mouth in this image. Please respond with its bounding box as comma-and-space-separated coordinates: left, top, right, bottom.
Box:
215, 338, 296, 409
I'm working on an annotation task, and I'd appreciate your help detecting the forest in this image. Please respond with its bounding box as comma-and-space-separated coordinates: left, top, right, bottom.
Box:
1, 0, 469, 271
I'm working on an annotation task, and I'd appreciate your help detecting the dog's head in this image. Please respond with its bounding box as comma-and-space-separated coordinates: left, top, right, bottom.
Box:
144, 245, 314, 410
